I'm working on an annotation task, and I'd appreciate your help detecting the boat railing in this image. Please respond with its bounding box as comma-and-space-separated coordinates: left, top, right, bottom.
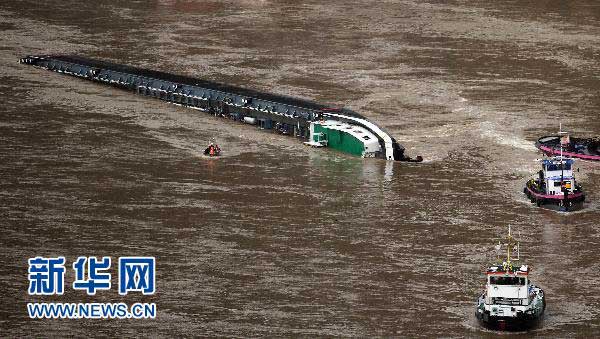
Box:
491, 297, 523, 306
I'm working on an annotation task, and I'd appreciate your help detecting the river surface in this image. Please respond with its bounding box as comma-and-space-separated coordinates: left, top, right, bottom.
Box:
1, 1, 600, 337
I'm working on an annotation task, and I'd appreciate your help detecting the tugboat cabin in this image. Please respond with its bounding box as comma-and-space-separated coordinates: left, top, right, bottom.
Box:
524, 155, 585, 211
485, 265, 531, 308
540, 158, 575, 196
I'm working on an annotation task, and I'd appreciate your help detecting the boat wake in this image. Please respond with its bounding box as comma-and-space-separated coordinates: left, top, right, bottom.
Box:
478, 121, 536, 151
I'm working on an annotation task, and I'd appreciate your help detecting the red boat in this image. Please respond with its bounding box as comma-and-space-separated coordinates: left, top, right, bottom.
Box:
536, 134, 600, 161
203, 143, 221, 157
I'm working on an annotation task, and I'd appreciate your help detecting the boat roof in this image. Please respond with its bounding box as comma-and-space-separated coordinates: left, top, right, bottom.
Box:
486, 264, 529, 275
542, 157, 574, 165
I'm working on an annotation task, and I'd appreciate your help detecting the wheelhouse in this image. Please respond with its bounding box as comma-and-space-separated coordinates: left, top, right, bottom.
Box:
540, 157, 576, 195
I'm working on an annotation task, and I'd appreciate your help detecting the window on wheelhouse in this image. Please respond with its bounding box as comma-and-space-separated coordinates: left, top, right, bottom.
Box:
489, 276, 526, 285
546, 163, 571, 171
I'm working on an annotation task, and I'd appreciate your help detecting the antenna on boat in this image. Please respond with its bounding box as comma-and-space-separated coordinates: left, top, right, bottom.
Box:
558, 123, 570, 191
559, 123, 565, 160
516, 230, 520, 261
503, 225, 520, 270
507, 225, 512, 264
558, 122, 562, 160
495, 241, 502, 261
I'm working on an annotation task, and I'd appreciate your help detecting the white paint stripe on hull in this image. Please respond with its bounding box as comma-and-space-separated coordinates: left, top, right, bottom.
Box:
323, 112, 395, 160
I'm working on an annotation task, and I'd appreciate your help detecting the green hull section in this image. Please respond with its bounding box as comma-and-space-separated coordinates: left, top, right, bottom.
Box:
313, 124, 365, 156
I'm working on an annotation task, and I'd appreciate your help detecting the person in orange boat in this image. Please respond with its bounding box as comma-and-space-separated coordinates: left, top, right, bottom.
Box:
204, 142, 221, 157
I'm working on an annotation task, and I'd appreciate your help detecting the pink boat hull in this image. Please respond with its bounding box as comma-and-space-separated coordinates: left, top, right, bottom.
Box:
524, 182, 585, 212
538, 145, 600, 161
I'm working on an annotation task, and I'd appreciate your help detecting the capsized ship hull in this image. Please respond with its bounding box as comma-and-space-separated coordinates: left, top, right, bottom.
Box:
19, 55, 421, 162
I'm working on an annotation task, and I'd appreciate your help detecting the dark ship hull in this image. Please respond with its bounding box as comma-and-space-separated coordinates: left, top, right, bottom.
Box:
19, 55, 421, 162
537, 135, 600, 161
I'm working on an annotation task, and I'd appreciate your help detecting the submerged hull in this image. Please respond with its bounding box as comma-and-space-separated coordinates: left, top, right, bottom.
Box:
523, 181, 585, 212
537, 135, 600, 161
19, 55, 421, 162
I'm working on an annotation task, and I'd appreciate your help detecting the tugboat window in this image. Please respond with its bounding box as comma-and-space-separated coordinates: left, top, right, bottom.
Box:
490, 276, 526, 285
547, 163, 571, 171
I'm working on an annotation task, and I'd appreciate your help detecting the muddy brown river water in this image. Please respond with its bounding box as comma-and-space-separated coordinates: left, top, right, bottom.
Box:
1, 1, 600, 337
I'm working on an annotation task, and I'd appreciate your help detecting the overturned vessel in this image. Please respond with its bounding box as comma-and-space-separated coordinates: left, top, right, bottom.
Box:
476, 227, 545, 331
19, 55, 421, 162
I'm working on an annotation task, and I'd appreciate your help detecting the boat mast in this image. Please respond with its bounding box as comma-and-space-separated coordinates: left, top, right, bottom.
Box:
504, 226, 519, 269
507, 225, 512, 265
559, 123, 563, 159
558, 123, 567, 193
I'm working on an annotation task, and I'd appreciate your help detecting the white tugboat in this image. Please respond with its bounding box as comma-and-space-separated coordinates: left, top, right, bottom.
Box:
524, 126, 585, 212
476, 227, 545, 331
